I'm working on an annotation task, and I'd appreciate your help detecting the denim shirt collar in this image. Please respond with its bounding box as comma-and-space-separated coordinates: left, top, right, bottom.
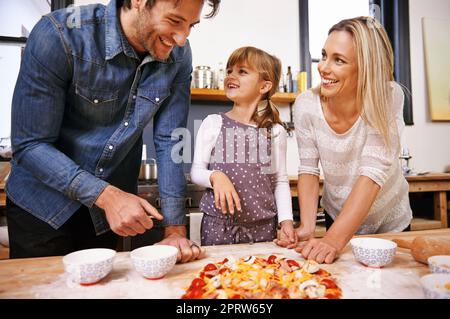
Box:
104, 0, 174, 63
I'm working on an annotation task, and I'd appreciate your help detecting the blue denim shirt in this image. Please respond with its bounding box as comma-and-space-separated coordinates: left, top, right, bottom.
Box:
7, 0, 190, 234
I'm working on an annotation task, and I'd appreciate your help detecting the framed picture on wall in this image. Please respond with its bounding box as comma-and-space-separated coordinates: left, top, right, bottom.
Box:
422, 17, 450, 121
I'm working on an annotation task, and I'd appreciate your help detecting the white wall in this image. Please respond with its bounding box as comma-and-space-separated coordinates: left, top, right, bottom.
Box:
0, 0, 50, 139
3, 0, 448, 173
405, 0, 450, 173
189, 0, 300, 79
188, 0, 302, 175
192, 0, 450, 174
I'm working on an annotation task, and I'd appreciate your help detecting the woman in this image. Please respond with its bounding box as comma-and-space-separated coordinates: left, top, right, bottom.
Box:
275, 17, 412, 264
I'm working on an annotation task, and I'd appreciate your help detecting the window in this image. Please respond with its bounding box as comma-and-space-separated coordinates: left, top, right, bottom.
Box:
300, 0, 413, 124
309, 0, 370, 87
0, 0, 51, 158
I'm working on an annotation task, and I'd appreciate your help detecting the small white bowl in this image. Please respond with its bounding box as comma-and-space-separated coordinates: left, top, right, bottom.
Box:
428, 256, 450, 274
63, 248, 116, 285
350, 237, 397, 268
420, 273, 450, 299
130, 245, 178, 280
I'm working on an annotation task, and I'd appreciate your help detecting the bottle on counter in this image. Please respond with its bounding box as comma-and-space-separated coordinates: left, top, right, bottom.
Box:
278, 72, 285, 93
293, 70, 299, 93
286, 66, 293, 93
297, 71, 302, 93
299, 71, 308, 93
216, 62, 225, 90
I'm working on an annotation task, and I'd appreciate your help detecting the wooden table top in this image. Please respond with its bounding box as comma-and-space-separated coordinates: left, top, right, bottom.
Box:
0, 229, 449, 299
289, 173, 450, 184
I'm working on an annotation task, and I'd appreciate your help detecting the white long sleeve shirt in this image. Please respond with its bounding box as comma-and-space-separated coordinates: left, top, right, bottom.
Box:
190, 114, 293, 223
293, 82, 412, 234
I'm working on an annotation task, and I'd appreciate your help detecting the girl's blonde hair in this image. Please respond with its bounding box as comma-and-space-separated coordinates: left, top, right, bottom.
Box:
226, 46, 283, 134
317, 16, 398, 148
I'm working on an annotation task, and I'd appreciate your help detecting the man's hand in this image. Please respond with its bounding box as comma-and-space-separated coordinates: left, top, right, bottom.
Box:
156, 225, 206, 264
95, 185, 163, 237
273, 220, 297, 249
210, 171, 241, 215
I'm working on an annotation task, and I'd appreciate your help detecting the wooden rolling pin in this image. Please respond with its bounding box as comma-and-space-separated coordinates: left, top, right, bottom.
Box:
393, 236, 450, 264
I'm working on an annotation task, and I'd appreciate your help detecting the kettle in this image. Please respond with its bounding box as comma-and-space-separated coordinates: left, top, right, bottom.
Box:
139, 144, 157, 182
139, 158, 157, 182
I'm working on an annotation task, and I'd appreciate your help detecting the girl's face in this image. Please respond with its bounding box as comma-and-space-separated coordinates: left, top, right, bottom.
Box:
224, 63, 269, 103
318, 30, 358, 100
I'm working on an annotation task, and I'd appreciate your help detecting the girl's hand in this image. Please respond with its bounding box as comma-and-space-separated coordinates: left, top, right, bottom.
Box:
294, 237, 341, 264
274, 220, 297, 249
210, 171, 242, 215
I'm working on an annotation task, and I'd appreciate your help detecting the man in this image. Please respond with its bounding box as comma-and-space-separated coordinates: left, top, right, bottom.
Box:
6, 0, 220, 262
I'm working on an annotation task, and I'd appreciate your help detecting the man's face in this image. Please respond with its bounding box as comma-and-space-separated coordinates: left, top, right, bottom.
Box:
135, 0, 203, 60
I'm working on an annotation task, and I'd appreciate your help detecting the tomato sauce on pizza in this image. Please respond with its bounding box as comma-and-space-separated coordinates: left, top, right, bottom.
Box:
182, 255, 342, 299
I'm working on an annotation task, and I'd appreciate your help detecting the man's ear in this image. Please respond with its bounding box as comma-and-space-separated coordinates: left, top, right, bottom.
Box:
260, 81, 273, 95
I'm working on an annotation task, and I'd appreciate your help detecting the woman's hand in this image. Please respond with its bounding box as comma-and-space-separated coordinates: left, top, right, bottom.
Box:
274, 220, 297, 248
210, 171, 241, 215
295, 237, 342, 264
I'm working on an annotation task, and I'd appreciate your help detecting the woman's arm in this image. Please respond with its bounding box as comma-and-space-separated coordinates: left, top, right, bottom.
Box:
297, 174, 320, 238
296, 175, 380, 264
324, 175, 380, 250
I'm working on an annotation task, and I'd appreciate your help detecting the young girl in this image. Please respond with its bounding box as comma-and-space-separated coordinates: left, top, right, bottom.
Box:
191, 46, 295, 246
275, 17, 412, 263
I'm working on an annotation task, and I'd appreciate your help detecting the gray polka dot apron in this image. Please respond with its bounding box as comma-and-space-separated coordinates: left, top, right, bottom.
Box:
199, 113, 277, 246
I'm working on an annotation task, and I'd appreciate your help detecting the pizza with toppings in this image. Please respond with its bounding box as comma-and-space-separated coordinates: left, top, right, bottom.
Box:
181, 255, 342, 299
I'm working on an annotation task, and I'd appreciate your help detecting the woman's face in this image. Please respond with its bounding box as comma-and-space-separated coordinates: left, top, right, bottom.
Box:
318, 30, 358, 100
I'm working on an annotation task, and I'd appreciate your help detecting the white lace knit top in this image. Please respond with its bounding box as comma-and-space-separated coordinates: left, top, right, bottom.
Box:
293, 82, 412, 234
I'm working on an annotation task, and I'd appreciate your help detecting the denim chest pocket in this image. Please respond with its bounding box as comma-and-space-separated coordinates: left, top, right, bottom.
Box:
135, 88, 171, 128
73, 84, 120, 124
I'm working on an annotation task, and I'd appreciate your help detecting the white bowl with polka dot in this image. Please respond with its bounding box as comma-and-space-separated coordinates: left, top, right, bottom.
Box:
428, 256, 450, 274
130, 245, 178, 280
63, 248, 116, 285
350, 237, 397, 268
420, 274, 450, 299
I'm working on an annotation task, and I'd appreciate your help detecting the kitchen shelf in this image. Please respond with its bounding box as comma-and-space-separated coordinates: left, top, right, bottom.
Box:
191, 88, 298, 104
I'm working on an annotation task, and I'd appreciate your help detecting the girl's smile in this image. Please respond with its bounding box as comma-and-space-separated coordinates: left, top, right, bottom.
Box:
224, 64, 265, 104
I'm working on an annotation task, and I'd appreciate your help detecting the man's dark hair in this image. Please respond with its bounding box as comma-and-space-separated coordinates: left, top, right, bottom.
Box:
118, 0, 220, 18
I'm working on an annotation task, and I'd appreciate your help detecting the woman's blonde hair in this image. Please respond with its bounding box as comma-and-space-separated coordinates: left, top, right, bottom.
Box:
226, 46, 283, 134
318, 16, 397, 148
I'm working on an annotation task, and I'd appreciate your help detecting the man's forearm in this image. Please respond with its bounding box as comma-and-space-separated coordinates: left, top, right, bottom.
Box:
15, 142, 108, 207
